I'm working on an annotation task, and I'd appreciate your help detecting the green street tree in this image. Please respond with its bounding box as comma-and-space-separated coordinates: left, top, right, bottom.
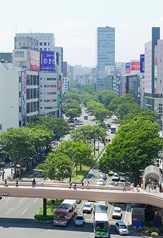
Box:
71, 125, 106, 155
27, 116, 70, 140
98, 117, 163, 184
114, 102, 139, 120
63, 92, 80, 103
62, 101, 81, 119
37, 151, 73, 180
108, 93, 136, 112
28, 127, 52, 154
0, 127, 35, 177
120, 107, 158, 125
94, 108, 111, 121
57, 140, 95, 175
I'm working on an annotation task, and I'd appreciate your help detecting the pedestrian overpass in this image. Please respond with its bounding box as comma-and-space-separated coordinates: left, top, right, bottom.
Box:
0, 182, 163, 208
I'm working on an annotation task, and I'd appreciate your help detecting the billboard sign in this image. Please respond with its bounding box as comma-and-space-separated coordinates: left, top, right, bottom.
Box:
30, 50, 40, 71
140, 54, 145, 73
22, 72, 26, 117
125, 63, 131, 73
131, 62, 140, 71
41, 51, 55, 71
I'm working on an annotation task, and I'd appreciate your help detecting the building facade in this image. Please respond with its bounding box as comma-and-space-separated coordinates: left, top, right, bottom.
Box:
96, 26, 115, 91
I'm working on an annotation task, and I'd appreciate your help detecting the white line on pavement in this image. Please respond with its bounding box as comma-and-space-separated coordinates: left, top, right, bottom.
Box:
19, 198, 25, 203
21, 208, 28, 216
33, 198, 38, 203
5, 197, 11, 202
6, 208, 13, 215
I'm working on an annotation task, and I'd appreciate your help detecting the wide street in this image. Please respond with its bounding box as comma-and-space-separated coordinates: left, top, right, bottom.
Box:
0, 105, 140, 238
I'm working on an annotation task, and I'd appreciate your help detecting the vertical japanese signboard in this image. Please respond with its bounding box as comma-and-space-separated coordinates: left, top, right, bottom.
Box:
22, 72, 26, 117
125, 63, 131, 73
41, 51, 55, 71
140, 54, 145, 73
30, 50, 40, 71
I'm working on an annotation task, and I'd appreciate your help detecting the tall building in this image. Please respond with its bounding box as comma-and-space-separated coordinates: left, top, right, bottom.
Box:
143, 27, 163, 125
96, 26, 115, 91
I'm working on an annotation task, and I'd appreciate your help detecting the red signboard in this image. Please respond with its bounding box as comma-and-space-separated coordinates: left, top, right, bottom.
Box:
30, 50, 40, 71
131, 62, 140, 71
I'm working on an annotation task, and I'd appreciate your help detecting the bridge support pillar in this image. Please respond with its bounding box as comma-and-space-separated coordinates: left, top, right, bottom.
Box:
43, 198, 47, 216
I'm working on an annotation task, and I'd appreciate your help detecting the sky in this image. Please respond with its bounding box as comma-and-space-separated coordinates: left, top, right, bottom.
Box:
1, 0, 163, 67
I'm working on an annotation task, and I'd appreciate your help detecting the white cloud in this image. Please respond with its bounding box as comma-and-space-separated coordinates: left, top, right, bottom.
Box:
0, 32, 14, 52
58, 21, 90, 29
120, 23, 130, 28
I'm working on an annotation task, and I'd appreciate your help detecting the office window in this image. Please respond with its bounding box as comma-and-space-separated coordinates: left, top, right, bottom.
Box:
40, 42, 42, 46
44, 48, 47, 51
44, 42, 47, 46
0, 124, 2, 130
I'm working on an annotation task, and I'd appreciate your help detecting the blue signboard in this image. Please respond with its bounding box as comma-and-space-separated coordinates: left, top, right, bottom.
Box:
41, 51, 55, 71
140, 54, 145, 73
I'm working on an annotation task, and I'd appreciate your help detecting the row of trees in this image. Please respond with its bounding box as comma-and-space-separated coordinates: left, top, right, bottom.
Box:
70, 83, 163, 184
0, 117, 70, 177
37, 124, 107, 180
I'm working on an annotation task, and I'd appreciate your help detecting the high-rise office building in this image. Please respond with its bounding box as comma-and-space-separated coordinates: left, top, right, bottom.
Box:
96, 26, 115, 91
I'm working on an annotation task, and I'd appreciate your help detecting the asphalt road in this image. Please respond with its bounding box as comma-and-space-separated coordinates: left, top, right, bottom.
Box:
0, 105, 138, 238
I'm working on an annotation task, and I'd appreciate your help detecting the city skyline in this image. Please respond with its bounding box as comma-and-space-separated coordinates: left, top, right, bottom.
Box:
1, 0, 163, 67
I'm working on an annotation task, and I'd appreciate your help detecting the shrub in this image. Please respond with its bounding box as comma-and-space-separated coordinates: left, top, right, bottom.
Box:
137, 227, 143, 232
159, 226, 163, 233
34, 215, 54, 221
143, 221, 151, 227
151, 232, 159, 238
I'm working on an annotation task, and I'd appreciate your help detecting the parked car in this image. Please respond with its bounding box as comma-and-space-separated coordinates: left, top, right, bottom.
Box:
112, 174, 120, 181
96, 179, 105, 186
74, 214, 85, 226
112, 207, 122, 219
82, 202, 92, 214
115, 221, 129, 235
119, 177, 126, 184
99, 173, 107, 180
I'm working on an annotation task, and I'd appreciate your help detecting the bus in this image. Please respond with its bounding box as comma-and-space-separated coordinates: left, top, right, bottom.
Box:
53, 199, 77, 226
93, 203, 109, 238
111, 125, 116, 133
84, 115, 88, 120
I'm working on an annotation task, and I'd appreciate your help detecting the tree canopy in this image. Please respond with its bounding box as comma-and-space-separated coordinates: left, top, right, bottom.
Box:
98, 117, 163, 183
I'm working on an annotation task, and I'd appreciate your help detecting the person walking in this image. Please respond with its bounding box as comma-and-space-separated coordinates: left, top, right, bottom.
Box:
123, 183, 126, 192
74, 183, 77, 190
69, 181, 72, 189
4, 179, 7, 187
86, 181, 90, 188
32, 178, 36, 187
159, 183, 162, 193
16, 180, 18, 187
81, 181, 84, 189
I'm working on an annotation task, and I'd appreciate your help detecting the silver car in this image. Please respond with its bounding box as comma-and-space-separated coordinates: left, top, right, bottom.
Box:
74, 214, 85, 226
115, 221, 129, 235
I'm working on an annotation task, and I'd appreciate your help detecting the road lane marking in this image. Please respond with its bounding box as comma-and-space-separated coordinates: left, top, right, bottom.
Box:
21, 208, 28, 216
5, 197, 11, 202
108, 202, 114, 220
33, 198, 38, 203
19, 198, 25, 203
6, 208, 13, 215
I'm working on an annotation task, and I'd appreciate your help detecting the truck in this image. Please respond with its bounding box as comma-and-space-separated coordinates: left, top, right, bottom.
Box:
111, 125, 116, 133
